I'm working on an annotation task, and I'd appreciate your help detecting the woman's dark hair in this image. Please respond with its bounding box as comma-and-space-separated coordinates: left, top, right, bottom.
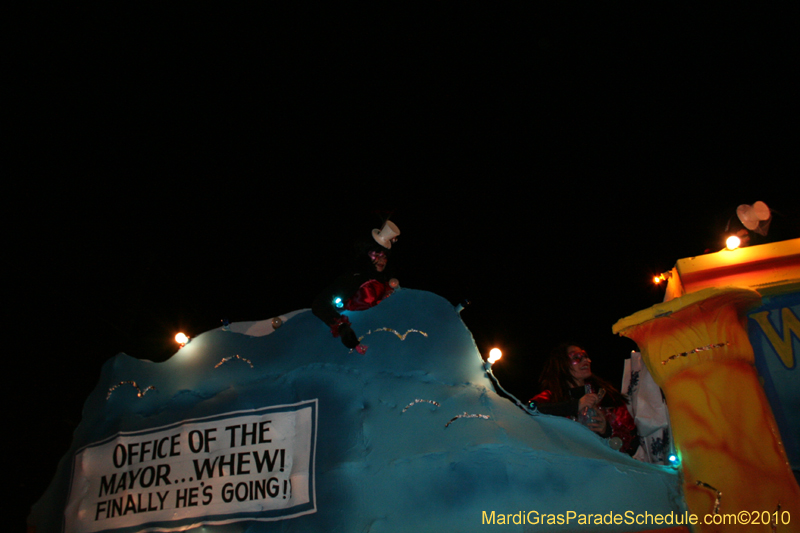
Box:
538, 342, 627, 405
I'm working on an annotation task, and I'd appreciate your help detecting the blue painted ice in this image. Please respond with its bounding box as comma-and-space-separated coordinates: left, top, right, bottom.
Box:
31, 290, 684, 532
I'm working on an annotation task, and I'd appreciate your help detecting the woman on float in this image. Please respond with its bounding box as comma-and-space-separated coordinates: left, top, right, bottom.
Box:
530, 343, 640, 455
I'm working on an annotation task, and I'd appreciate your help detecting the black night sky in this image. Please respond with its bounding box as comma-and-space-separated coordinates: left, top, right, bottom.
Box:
12, 4, 798, 529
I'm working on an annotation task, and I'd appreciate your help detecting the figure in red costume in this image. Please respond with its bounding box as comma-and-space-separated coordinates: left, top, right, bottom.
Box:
312, 220, 400, 354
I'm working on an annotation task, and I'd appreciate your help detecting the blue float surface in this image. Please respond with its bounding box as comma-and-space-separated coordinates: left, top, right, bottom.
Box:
31, 289, 684, 532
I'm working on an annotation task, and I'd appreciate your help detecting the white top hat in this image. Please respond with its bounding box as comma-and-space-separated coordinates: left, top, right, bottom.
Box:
737, 201, 772, 236
372, 220, 400, 249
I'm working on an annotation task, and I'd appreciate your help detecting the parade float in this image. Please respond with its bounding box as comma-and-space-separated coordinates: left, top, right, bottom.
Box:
28, 220, 799, 532
613, 236, 800, 532
30, 295, 688, 533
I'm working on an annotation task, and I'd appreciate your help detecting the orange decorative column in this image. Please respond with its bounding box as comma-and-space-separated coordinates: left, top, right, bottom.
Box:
614, 287, 800, 532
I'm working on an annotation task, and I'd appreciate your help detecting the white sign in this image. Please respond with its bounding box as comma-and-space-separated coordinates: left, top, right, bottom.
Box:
65, 400, 317, 532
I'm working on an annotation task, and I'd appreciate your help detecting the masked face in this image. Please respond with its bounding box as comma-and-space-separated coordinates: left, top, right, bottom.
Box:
567, 345, 592, 385
369, 251, 388, 272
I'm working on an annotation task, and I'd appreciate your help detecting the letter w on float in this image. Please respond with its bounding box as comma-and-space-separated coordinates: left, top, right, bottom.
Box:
751, 307, 800, 369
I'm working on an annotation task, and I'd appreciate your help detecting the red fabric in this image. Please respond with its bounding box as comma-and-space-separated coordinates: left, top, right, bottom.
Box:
343, 280, 393, 311
600, 404, 638, 454
330, 315, 351, 338
529, 390, 553, 404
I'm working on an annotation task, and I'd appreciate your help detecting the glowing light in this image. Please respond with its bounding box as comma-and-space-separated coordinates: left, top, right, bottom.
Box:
488, 348, 502, 364
175, 332, 189, 346
334, 297, 344, 309
668, 454, 679, 466
726, 235, 741, 250
653, 271, 671, 285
